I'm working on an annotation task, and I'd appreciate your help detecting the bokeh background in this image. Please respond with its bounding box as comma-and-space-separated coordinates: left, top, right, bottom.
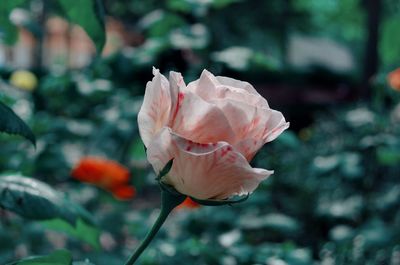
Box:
1, 0, 400, 264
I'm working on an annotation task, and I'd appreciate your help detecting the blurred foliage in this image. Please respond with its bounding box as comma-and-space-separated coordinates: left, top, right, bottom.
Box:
0, 101, 35, 145
0, 0, 27, 45
1, 0, 400, 264
0, 174, 95, 226
6, 249, 72, 265
0, 0, 105, 53
1, 63, 399, 264
57, 0, 106, 53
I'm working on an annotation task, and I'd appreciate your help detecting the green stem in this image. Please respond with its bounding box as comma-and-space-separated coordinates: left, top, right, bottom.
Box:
124, 190, 185, 265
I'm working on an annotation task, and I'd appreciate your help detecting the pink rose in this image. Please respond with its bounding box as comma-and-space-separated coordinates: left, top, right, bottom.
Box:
138, 68, 289, 200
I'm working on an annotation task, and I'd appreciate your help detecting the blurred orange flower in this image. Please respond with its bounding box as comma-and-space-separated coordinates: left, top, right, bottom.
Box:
176, 197, 200, 210
71, 157, 135, 200
388, 68, 400, 91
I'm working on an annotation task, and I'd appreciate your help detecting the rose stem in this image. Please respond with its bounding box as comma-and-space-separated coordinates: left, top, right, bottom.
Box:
124, 190, 185, 265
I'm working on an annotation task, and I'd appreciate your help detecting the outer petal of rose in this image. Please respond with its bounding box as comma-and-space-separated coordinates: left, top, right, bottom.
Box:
212, 97, 288, 143
186, 69, 217, 95
235, 110, 289, 161
147, 128, 272, 200
137, 68, 171, 147
168, 71, 186, 125
260, 109, 290, 143
215, 85, 268, 108
216, 75, 259, 96
188, 70, 268, 108
188, 69, 258, 94
234, 138, 264, 161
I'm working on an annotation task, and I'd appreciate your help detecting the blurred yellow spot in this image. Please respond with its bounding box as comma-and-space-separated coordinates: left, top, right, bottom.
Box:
9, 70, 38, 91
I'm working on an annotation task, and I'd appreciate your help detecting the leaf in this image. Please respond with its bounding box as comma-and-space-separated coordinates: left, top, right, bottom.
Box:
6, 249, 72, 265
212, 0, 241, 8
57, 0, 105, 54
0, 101, 36, 146
377, 147, 400, 165
239, 213, 300, 235
130, 139, 147, 160
0, 0, 28, 45
41, 219, 100, 249
0, 17, 18, 45
157, 159, 174, 180
380, 15, 400, 66
138, 10, 185, 38
0, 174, 95, 226
73, 261, 96, 265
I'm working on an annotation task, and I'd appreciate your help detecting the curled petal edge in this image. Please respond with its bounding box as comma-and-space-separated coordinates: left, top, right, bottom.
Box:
147, 127, 273, 200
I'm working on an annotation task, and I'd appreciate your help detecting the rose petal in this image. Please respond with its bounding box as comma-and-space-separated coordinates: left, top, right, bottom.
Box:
216, 75, 259, 95
263, 110, 290, 142
209, 98, 257, 141
147, 128, 272, 200
138, 68, 171, 147
234, 138, 264, 161
171, 91, 236, 144
186, 69, 217, 97
188, 70, 268, 108
168, 71, 186, 126
235, 110, 289, 161
216, 85, 268, 108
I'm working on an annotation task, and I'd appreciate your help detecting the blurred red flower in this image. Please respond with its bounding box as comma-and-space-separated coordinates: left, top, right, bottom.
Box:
388, 68, 400, 91
176, 197, 200, 210
71, 157, 135, 200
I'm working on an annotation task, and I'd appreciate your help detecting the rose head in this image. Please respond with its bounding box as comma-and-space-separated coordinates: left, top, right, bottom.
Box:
138, 68, 289, 200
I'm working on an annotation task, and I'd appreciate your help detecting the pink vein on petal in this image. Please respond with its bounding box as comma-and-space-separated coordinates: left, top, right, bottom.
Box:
170, 92, 185, 126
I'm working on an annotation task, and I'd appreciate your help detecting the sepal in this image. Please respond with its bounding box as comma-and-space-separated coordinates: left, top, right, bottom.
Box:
190, 194, 249, 206
156, 159, 174, 181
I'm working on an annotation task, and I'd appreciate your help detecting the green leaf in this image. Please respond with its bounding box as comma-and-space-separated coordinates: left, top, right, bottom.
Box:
212, 0, 241, 8
138, 10, 185, 38
377, 147, 400, 166
73, 261, 96, 265
6, 249, 72, 265
57, 0, 105, 54
380, 15, 400, 66
41, 219, 100, 249
130, 139, 147, 160
0, 174, 95, 226
239, 213, 300, 235
0, 0, 28, 45
0, 101, 36, 146
157, 159, 174, 180
0, 18, 18, 45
